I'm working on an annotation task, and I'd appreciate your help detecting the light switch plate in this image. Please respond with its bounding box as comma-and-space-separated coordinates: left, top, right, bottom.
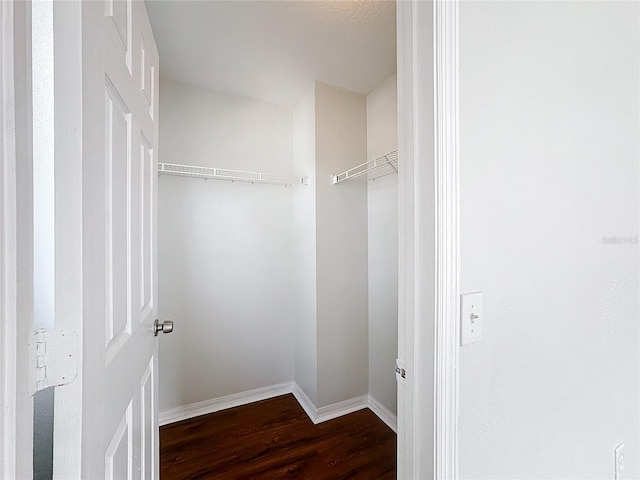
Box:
460, 292, 483, 345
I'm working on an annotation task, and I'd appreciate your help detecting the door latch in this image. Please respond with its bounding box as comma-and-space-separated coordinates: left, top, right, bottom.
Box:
154, 319, 174, 336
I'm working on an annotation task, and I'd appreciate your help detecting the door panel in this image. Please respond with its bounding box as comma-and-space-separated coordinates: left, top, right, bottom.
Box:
139, 359, 155, 480
140, 133, 154, 320
105, 0, 132, 74
104, 402, 133, 480
104, 82, 132, 358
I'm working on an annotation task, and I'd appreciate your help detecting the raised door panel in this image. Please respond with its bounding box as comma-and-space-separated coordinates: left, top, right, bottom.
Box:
105, 402, 133, 480
139, 360, 155, 480
139, 34, 155, 120
139, 134, 154, 320
104, 81, 132, 362
105, 0, 132, 73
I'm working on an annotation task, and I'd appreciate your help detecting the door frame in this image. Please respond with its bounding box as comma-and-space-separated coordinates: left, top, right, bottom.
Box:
50, 1, 83, 475
0, 1, 85, 477
0, 0, 461, 477
1, 1, 34, 478
396, 0, 459, 478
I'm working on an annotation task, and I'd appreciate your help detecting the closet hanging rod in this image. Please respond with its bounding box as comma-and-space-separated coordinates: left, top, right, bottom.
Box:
332, 150, 398, 184
158, 163, 308, 187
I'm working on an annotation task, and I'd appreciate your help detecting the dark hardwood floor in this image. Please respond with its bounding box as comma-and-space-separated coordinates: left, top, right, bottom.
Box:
160, 394, 396, 479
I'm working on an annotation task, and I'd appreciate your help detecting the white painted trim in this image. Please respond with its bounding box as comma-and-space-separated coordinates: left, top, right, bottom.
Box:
0, 4, 18, 477
368, 395, 397, 433
291, 382, 317, 422
315, 395, 369, 424
294, 384, 384, 426
434, 1, 460, 478
396, 1, 436, 478
396, 0, 459, 478
159, 382, 293, 426
292, 383, 370, 425
1, 2, 33, 478
160, 382, 397, 434
51, 3, 84, 477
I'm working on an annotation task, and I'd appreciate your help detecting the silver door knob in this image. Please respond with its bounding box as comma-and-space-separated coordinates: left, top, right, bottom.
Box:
154, 319, 174, 336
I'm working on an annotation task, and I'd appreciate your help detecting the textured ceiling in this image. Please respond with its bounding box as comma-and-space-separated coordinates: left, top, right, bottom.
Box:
145, 1, 396, 107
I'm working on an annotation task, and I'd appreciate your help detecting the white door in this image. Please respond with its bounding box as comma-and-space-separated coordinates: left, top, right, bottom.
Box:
53, 1, 160, 478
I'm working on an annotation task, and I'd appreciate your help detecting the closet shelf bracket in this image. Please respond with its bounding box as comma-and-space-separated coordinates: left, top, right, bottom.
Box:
158, 162, 308, 187
332, 150, 398, 184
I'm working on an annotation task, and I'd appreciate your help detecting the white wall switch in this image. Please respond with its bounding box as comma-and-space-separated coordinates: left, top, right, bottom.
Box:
460, 292, 483, 345
615, 443, 625, 479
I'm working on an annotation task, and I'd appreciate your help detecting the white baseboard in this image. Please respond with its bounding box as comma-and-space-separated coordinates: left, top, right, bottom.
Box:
159, 381, 293, 426
159, 381, 398, 432
291, 383, 368, 424
368, 395, 397, 433
291, 382, 317, 422
316, 395, 369, 423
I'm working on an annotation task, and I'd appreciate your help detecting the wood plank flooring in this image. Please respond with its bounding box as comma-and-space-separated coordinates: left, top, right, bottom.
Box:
160, 394, 396, 479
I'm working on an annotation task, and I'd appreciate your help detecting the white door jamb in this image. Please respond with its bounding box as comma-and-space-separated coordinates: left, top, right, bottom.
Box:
396, 0, 459, 478
434, 0, 460, 477
1, 1, 34, 478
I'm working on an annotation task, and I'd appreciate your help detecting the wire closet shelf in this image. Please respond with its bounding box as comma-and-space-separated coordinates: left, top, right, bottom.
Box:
332, 150, 398, 185
158, 163, 308, 187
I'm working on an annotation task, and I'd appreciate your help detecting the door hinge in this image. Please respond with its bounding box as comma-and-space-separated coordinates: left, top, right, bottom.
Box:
29, 329, 78, 396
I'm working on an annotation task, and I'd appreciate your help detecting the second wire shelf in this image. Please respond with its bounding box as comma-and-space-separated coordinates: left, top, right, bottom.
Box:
332, 150, 398, 184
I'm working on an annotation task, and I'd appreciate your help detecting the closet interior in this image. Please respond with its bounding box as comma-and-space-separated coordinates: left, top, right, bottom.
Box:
148, 1, 399, 431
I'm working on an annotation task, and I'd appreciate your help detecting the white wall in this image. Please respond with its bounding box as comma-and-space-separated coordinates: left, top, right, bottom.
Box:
459, 2, 639, 478
366, 74, 398, 414
315, 82, 369, 407
158, 78, 394, 417
293, 85, 318, 405
158, 80, 295, 410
